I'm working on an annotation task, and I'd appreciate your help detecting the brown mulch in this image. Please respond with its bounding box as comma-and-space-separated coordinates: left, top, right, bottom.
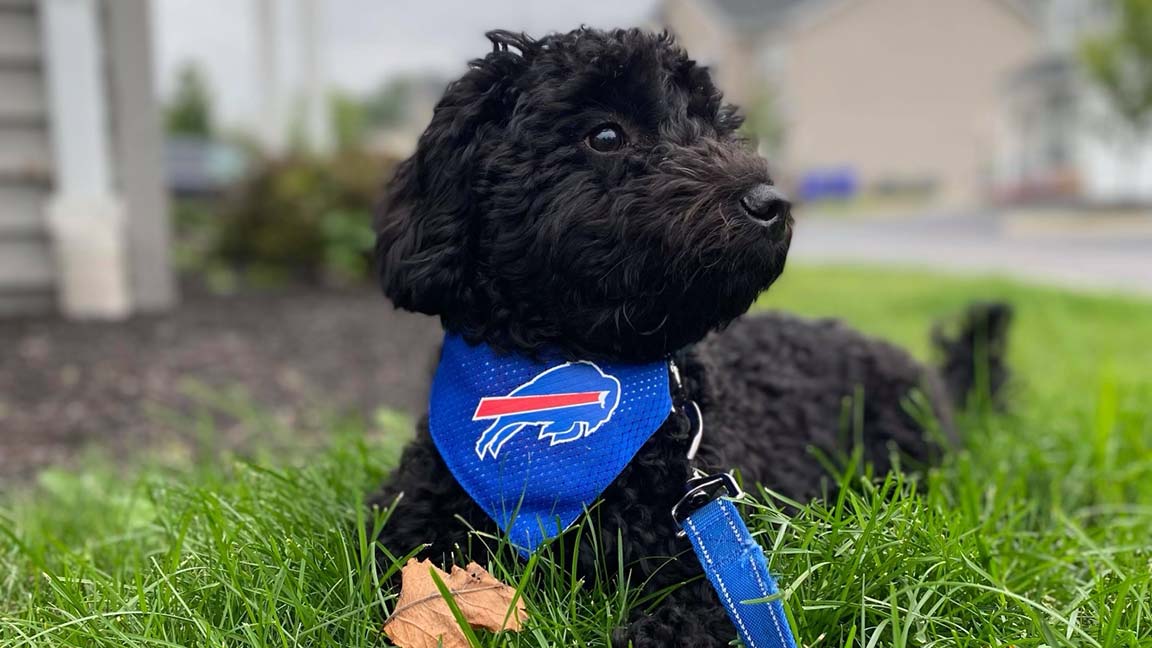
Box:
0, 285, 441, 483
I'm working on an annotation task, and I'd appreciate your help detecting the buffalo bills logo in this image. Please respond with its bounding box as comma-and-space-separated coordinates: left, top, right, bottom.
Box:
473, 362, 622, 460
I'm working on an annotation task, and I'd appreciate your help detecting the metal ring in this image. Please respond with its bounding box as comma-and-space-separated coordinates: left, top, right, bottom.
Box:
668, 359, 683, 391
672, 471, 743, 534
684, 400, 704, 461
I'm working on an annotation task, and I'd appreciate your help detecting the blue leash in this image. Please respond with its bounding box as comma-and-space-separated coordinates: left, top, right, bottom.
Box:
673, 472, 799, 648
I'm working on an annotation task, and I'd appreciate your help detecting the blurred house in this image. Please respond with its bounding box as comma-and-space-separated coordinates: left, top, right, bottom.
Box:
995, 0, 1152, 206
662, 0, 1039, 206
365, 75, 446, 158
0, 0, 173, 318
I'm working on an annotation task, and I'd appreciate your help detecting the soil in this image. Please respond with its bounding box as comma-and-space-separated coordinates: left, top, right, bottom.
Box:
0, 285, 442, 483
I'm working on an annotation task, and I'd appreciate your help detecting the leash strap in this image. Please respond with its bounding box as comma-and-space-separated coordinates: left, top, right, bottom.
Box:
675, 473, 798, 648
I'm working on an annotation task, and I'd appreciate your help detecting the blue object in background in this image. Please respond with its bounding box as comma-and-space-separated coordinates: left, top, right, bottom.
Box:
166, 136, 251, 197
799, 166, 859, 201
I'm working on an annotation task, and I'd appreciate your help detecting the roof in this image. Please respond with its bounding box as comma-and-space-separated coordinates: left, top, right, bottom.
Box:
702, 0, 813, 34
700, 0, 1038, 35
1008, 52, 1078, 88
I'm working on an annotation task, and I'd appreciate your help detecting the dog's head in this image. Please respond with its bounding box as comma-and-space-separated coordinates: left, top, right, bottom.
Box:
376, 28, 792, 361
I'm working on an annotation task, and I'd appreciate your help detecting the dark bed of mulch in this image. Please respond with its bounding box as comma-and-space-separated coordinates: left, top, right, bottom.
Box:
0, 284, 442, 483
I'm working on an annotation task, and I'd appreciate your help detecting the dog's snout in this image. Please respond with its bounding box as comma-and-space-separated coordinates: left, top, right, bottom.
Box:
739, 184, 790, 225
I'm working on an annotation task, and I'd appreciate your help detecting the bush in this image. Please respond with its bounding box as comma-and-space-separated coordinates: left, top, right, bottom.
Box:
201, 150, 395, 286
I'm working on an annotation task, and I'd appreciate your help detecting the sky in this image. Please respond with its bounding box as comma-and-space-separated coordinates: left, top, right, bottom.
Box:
152, 0, 661, 130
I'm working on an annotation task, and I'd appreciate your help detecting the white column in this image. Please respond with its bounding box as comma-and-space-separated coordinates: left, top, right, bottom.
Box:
105, 0, 176, 311
255, 0, 285, 154
300, 0, 331, 154
40, 0, 131, 318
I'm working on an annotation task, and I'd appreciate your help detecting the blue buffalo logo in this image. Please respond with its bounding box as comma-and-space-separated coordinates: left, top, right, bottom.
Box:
472, 362, 622, 460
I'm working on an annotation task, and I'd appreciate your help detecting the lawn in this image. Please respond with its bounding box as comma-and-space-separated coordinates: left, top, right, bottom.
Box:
2, 265, 1150, 647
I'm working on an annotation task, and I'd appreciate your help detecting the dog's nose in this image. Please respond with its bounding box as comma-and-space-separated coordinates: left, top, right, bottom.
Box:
739, 184, 790, 225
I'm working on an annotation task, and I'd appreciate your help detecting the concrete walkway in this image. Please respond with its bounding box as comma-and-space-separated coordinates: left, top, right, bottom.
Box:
790, 211, 1152, 295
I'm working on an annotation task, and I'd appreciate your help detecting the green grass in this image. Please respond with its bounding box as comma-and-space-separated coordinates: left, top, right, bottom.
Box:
3, 265, 1151, 647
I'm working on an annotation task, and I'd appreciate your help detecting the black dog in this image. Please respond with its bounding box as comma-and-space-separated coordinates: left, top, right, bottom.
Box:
369, 28, 1010, 647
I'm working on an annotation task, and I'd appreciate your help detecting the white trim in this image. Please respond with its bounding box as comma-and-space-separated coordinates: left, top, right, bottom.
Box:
255, 0, 284, 154
40, 0, 131, 318
299, 0, 331, 154
46, 195, 131, 318
40, 0, 114, 195
105, 0, 176, 311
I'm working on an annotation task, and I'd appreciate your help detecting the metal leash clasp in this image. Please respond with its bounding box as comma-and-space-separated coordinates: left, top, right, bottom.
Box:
671, 470, 744, 537
669, 359, 705, 461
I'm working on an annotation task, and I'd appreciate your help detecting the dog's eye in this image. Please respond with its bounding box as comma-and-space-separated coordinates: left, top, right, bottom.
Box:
586, 124, 626, 153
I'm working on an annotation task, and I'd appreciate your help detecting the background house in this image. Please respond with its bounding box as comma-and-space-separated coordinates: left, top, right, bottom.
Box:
662, 0, 1039, 206
662, 0, 1152, 208
0, 0, 173, 318
659, 0, 803, 108
363, 75, 449, 158
668, 0, 1036, 204
995, 0, 1152, 205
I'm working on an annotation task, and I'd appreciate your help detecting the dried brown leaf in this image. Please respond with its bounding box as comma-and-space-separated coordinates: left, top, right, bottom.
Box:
382, 558, 527, 648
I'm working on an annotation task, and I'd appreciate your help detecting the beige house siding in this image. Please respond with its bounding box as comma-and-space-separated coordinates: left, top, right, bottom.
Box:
661, 0, 764, 107
781, 0, 1037, 204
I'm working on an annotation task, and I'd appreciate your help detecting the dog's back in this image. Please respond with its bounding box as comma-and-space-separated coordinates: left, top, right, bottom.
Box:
696, 305, 1010, 500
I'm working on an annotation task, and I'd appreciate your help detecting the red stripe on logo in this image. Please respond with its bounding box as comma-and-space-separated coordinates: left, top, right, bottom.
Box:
473, 391, 606, 419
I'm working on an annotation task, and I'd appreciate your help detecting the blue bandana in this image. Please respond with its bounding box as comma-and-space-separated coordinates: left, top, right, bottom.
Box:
428, 334, 673, 554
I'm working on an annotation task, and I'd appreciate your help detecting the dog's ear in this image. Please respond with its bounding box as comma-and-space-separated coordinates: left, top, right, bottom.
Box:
375, 32, 534, 315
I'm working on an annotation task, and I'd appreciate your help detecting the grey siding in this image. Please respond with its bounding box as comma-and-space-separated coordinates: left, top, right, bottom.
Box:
0, 120, 51, 172
0, 6, 38, 62
0, 67, 47, 125
0, 236, 53, 285
0, 183, 48, 233
0, 0, 53, 313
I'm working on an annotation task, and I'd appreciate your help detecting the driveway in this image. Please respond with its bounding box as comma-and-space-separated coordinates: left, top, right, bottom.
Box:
789, 210, 1152, 295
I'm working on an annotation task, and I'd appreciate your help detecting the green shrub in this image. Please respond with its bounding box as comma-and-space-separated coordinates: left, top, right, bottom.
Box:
207, 150, 395, 285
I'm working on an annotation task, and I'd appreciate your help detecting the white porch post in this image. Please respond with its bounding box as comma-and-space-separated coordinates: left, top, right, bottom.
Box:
40, 0, 131, 318
300, 0, 332, 154
256, 0, 285, 155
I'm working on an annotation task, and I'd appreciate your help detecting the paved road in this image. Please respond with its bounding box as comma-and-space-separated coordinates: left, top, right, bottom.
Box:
790, 211, 1152, 295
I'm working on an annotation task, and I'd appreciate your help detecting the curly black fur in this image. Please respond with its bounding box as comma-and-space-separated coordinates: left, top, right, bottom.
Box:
368, 27, 1012, 647
375, 28, 787, 362
934, 302, 1014, 409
